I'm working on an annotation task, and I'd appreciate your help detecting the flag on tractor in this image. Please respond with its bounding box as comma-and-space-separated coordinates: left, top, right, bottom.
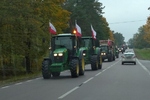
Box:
107, 39, 111, 46
91, 25, 96, 39
49, 22, 57, 35
75, 21, 82, 37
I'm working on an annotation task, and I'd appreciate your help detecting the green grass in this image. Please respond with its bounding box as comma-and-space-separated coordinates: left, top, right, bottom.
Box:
0, 72, 42, 87
134, 48, 150, 60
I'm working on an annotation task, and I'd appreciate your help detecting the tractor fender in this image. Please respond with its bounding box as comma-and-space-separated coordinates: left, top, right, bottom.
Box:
78, 49, 84, 60
43, 58, 52, 64
95, 47, 101, 56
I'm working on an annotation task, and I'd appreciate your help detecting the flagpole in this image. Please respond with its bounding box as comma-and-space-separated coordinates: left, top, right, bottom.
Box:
49, 20, 52, 47
49, 20, 52, 40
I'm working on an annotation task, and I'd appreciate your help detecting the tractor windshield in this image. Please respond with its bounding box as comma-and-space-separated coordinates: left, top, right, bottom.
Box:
54, 36, 72, 50
81, 39, 92, 47
100, 45, 108, 52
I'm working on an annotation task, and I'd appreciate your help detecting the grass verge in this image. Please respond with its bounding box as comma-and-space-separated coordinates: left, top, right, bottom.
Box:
0, 72, 42, 87
134, 48, 150, 60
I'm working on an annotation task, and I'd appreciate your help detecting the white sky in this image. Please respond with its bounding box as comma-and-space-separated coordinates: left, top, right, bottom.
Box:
99, 0, 150, 42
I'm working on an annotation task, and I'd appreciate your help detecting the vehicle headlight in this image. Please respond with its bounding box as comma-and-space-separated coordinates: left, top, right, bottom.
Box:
54, 53, 57, 56
101, 53, 106, 55
58, 53, 63, 56
83, 53, 86, 56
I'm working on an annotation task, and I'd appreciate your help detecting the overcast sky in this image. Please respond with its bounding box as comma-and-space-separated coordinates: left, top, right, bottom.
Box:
99, 0, 150, 42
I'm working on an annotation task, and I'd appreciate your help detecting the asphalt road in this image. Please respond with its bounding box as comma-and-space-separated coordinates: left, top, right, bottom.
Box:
1, 53, 150, 100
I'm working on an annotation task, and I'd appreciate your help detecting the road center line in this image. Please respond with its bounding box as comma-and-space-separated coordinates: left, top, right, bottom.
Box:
95, 59, 120, 77
83, 77, 94, 84
58, 60, 121, 99
58, 86, 79, 99
137, 59, 150, 76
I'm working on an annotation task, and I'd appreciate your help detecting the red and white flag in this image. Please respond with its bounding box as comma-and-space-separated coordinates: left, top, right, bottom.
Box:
75, 22, 82, 37
49, 22, 57, 35
91, 25, 96, 39
107, 39, 111, 46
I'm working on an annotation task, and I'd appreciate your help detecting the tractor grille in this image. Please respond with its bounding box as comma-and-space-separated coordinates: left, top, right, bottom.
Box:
54, 56, 63, 63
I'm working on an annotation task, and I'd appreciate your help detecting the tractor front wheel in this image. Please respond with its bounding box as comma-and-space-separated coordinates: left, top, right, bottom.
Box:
98, 55, 102, 69
42, 60, 51, 79
70, 59, 79, 78
79, 57, 85, 75
91, 55, 98, 70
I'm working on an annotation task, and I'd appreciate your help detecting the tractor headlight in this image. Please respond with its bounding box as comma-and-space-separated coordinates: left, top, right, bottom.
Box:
83, 53, 86, 56
54, 53, 57, 56
101, 53, 106, 55
58, 53, 63, 56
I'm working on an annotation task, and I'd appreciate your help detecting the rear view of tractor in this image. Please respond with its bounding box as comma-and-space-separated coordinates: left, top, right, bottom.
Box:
42, 33, 85, 79
81, 36, 102, 70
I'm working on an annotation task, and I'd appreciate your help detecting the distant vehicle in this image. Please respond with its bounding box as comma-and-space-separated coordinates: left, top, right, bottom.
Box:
118, 48, 122, 52
121, 52, 136, 65
100, 40, 115, 62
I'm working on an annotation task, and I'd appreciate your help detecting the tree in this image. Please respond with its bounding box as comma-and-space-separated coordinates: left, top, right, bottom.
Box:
113, 32, 125, 47
0, 0, 70, 74
144, 16, 150, 43
63, 0, 112, 40
133, 26, 150, 49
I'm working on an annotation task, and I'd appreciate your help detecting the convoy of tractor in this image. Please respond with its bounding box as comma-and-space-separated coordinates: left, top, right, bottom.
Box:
42, 30, 120, 79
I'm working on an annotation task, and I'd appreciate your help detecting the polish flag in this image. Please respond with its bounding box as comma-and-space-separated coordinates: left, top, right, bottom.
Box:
91, 25, 96, 39
49, 22, 57, 35
75, 23, 82, 37
108, 39, 111, 46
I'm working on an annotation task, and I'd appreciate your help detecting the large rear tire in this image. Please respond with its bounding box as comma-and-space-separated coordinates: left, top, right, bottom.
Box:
91, 55, 98, 70
42, 60, 51, 79
79, 57, 85, 75
70, 59, 79, 78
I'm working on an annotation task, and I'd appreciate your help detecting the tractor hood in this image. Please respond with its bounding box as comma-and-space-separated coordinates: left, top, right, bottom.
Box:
53, 48, 67, 54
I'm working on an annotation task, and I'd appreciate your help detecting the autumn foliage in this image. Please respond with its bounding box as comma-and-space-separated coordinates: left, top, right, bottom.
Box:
144, 16, 150, 43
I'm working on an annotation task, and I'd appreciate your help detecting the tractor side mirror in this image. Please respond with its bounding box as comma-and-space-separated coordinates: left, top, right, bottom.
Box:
100, 48, 102, 52
49, 47, 52, 50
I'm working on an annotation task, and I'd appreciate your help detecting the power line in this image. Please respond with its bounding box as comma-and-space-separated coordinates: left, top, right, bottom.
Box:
109, 19, 146, 24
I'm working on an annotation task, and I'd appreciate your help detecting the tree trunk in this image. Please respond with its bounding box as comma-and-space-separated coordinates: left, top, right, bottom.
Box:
25, 55, 31, 73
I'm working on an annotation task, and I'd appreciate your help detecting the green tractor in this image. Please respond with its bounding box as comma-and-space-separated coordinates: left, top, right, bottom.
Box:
81, 36, 102, 70
42, 33, 85, 78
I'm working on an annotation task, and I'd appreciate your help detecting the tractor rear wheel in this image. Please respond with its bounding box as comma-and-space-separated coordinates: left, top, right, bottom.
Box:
79, 57, 85, 75
91, 55, 98, 70
70, 59, 79, 78
52, 72, 60, 77
42, 60, 51, 79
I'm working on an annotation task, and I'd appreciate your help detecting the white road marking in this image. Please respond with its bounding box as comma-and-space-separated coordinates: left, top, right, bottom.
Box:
15, 82, 22, 85
26, 80, 33, 82
137, 59, 150, 76
1, 86, 9, 89
58, 86, 79, 99
83, 77, 94, 84
58, 59, 121, 99
95, 72, 102, 76
35, 77, 42, 80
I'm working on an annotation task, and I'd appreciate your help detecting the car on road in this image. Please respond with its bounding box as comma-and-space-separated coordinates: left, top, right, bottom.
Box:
121, 52, 136, 65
